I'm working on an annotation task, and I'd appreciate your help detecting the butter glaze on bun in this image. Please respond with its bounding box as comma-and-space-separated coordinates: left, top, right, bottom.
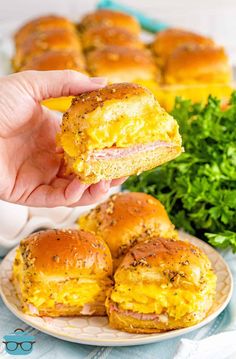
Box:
79, 9, 141, 34
20, 50, 86, 71
79, 192, 177, 268
86, 46, 158, 83
12, 229, 113, 316
164, 45, 232, 84
15, 15, 75, 46
106, 237, 217, 333
152, 28, 215, 67
59, 83, 182, 184
81, 25, 144, 52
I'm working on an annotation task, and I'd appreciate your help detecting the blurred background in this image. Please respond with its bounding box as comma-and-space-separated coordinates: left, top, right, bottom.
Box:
0, 0, 236, 64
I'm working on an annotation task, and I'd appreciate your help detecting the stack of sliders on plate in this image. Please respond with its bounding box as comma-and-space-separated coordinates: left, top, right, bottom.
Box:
78, 9, 159, 83
151, 28, 232, 84
78, 192, 177, 270
13, 15, 86, 72
12, 192, 217, 333
79, 192, 216, 333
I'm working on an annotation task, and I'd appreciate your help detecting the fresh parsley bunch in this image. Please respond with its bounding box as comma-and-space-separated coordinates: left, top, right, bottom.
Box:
123, 93, 236, 252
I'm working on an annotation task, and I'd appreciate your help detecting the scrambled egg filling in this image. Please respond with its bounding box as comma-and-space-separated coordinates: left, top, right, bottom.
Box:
13, 250, 107, 310
25, 281, 104, 309
111, 271, 216, 320
59, 97, 179, 173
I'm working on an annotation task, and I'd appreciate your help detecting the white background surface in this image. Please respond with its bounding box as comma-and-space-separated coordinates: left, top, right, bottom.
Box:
0, 0, 236, 62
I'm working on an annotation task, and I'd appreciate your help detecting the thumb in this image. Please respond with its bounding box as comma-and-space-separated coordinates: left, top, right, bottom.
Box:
18, 70, 107, 101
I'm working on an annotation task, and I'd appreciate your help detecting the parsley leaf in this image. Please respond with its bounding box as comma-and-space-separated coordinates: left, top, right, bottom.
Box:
123, 93, 236, 252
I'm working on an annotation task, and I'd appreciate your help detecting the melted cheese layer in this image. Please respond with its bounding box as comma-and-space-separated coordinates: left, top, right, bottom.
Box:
111, 271, 216, 320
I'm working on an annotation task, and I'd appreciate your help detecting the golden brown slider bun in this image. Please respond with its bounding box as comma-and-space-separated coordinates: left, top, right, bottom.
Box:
87, 46, 159, 83
81, 25, 144, 52
106, 237, 217, 333
15, 15, 75, 46
13, 29, 82, 71
20, 50, 86, 72
12, 229, 113, 317
164, 45, 232, 84
58, 83, 182, 184
152, 28, 215, 67
79, 192, 177, 269
79, 9, 140, 34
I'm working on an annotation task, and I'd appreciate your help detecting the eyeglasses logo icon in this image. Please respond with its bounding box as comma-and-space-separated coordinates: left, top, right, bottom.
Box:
2, 328, 35, 355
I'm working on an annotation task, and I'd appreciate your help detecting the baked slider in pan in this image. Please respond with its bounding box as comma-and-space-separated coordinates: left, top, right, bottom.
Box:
81, 25, 144, 52
79, 192, 177, 269
152, 28, 214, 67
13, 29, 82, 71
164, 45, 232, 84
20, 50, 86, 72
58, 83, 182, 184
106, 238, 216, 333
15, 15, 76, 46
79, 9, 141, 34
12, 229, 113, 317
86, 46, 158, 83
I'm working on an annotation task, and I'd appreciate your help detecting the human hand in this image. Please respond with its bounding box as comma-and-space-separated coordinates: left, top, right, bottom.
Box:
0, 70, 126, 207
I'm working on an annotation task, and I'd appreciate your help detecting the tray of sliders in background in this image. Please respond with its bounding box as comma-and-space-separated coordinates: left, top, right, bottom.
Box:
9, 5, 235, 112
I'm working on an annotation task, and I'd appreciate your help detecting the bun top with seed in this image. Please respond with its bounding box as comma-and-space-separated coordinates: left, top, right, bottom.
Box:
19, 229, 113, 278
15, 15, 75, 45
87, 46, 158, 82
79, 192, 177, 266
81, 25, 144, 52
152, 28, 215, 66
79, 9, 141, 34
13, 29, 81, 71
20, 50, 86, 71
117, 237, 212, 282
164, 45, 232, 84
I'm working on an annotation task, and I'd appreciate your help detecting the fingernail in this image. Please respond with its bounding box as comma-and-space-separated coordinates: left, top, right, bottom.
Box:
90, 77, 107, 85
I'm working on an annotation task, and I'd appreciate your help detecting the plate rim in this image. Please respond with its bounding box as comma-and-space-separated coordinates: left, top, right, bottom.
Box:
0, 234, 234, 347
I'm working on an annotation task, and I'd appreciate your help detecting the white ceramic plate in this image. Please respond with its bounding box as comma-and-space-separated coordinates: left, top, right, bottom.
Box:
0, 231, 233, 346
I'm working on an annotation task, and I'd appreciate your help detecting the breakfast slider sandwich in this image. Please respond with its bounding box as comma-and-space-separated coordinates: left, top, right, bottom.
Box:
86, 46, 158, 83
13, 29, 82, 71
20, 50, 86, 72
106, 237, 216, 333
58, 83, 182, 184
164, 45, 232, 84
15, 15, 76, 46
81, 25, 144, 52
12, 229, 113, 316
79, 9, 141, 35
152, 28, 214, 67
79, 192, 177, 269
